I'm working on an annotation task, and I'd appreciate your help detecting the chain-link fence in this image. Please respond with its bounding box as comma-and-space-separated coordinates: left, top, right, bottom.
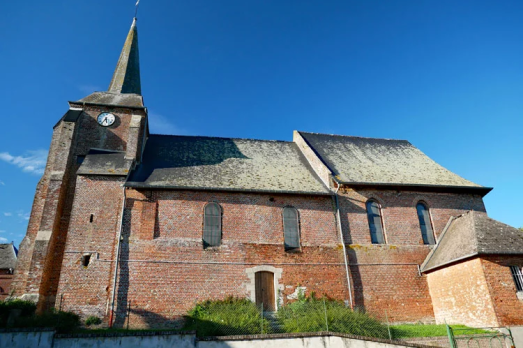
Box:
182, 297, 514, 348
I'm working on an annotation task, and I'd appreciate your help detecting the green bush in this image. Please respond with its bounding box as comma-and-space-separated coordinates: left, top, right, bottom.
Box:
277, 296, 389, 339
0, 299, 80, 333
85, 316, 102, 326
0, 299, 37, 327
183, 297, 271, 337
14, 309, 81, 333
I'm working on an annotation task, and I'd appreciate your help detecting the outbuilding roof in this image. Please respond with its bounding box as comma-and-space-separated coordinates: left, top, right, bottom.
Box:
0, 243, 17, 269
299, 131, 487, 191
77, 149, 133, 176
421, 211, 523, 273
126, 134, 330, 195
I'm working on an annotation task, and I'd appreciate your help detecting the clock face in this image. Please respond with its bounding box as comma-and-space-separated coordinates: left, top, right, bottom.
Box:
97, 112, 116, 127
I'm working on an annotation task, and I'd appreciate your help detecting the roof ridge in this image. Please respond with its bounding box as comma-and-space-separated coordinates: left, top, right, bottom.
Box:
297, 131, 410, 142
149, 133, 292, 143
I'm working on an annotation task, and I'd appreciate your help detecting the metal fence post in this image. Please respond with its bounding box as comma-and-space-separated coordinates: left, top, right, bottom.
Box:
261, 303, 264, 334
323, 297, 329, 332
446, 322, 457, 348
385, 309, 392, 340
127, 300, 131, 330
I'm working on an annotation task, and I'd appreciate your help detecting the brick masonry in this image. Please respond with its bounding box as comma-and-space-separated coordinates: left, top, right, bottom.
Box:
13, 97, 522, 330
426, 258, 498, 327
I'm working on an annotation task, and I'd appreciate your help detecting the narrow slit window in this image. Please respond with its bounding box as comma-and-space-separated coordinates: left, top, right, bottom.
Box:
89, 214, 94, 223
283, 207, 300, 251
81, 254, 91, 267
510, 266, 523, 291
417, 202, 435, 245
366, 200, 385, 244
203, 203, 222, 248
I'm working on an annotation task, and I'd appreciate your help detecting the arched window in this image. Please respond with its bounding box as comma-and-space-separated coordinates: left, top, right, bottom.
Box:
283, 207, 300, 251
416, 202, 435, 245
203, 202, 222, 248
366, 200, 385, 244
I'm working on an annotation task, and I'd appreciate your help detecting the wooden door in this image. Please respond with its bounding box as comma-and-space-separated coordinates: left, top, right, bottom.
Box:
255, 271, 275, 311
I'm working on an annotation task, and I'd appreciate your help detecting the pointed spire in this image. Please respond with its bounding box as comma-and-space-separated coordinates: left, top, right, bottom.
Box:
108, 18, 142, 95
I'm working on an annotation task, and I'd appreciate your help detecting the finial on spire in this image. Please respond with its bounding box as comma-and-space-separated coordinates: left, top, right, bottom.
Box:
107, 16, 142, 95
135, 0, 140, 19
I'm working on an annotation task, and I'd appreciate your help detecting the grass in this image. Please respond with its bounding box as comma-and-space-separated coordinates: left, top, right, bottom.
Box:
390, 324, 492, 338
182, 297, 271, 337
277, 297, 389, 339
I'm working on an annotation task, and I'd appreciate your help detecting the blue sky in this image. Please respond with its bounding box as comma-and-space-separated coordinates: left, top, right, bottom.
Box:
1, 1, 522, 247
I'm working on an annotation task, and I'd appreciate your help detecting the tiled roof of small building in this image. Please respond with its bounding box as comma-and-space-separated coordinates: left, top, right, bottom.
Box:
126, 134, 330, 195
77, 149, 133, 176
0, 243, 17, 269
299, 131, 485, 189
421, 211, 523, 272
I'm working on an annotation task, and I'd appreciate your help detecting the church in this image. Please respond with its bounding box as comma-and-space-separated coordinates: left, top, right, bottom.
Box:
10, 17, 523, 329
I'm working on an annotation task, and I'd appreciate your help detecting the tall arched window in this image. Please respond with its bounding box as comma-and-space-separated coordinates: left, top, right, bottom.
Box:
366, 200, 385, 244
203, 202, 222, 248
283, 207, 300, 251
416, 202, 435, 245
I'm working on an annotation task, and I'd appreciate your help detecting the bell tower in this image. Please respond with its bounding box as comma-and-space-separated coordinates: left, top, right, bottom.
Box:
12, 17, 148, 311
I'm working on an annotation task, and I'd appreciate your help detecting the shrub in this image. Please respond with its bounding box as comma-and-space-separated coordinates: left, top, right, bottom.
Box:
277, 295, 389, 339
0, 299, 37, 327
85, 316, 102, 326
14, 309, 81, 333
183, 297, 271, 336
0, 299, 80, 333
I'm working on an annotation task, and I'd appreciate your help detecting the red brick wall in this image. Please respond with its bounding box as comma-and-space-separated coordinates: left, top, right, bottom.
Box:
338, 188, 486, 245
481, 256, 523, 326
337, 188, 486, 323
426, 258, 498, 327
57, 185, 351, 328
56, 175, 125, 318
13, 104, 146, 312
0, 269, 14, 299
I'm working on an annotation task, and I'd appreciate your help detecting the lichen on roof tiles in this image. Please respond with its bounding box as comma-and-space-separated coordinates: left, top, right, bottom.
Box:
421, 211, 523, 272
126, 134, 330, 195
299, 131, 482, 187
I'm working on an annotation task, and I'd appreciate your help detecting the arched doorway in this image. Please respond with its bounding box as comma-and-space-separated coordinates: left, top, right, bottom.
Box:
255, 271, 275, 311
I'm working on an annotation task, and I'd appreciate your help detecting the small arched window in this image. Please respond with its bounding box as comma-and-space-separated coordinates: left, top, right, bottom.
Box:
283, 207, 300, 251
417, 202, 435, 245
366, 200, 385, 244
203, 202, 222, 248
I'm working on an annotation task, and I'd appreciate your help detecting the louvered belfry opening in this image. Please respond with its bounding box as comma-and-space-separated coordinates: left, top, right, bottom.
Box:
283, 206, 300, 251
203, 202, 222, 248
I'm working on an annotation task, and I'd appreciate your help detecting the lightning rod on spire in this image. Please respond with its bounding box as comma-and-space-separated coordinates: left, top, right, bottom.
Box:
135, 0, 141, 19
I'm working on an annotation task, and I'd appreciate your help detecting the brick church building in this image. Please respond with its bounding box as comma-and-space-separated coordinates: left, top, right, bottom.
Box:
11, 18, 523, 329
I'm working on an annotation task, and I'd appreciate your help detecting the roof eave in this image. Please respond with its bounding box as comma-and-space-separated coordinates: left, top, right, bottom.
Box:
68, 100, 146, 110
124, 182, 332, 196
335, 181, 492, 196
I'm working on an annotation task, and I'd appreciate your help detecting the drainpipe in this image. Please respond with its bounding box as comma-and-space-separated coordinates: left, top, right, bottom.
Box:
334, 181, 354, 309
109, 186, 127, 327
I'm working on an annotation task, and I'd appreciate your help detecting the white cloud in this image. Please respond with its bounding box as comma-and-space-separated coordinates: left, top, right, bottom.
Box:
17, 212, 30, 221
0, 149, 48, 175
148, 111, 187, 135
3, 212, 12, 217
0, 237, 8, 243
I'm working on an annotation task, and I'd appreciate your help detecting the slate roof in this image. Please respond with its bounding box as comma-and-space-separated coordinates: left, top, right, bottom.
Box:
299, 131, 488, 191
77, 149, 133, 176
421, 211, 523, 273
0, 243, 17, 269
126, 134, 330, 195
76, 92, 144, 108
